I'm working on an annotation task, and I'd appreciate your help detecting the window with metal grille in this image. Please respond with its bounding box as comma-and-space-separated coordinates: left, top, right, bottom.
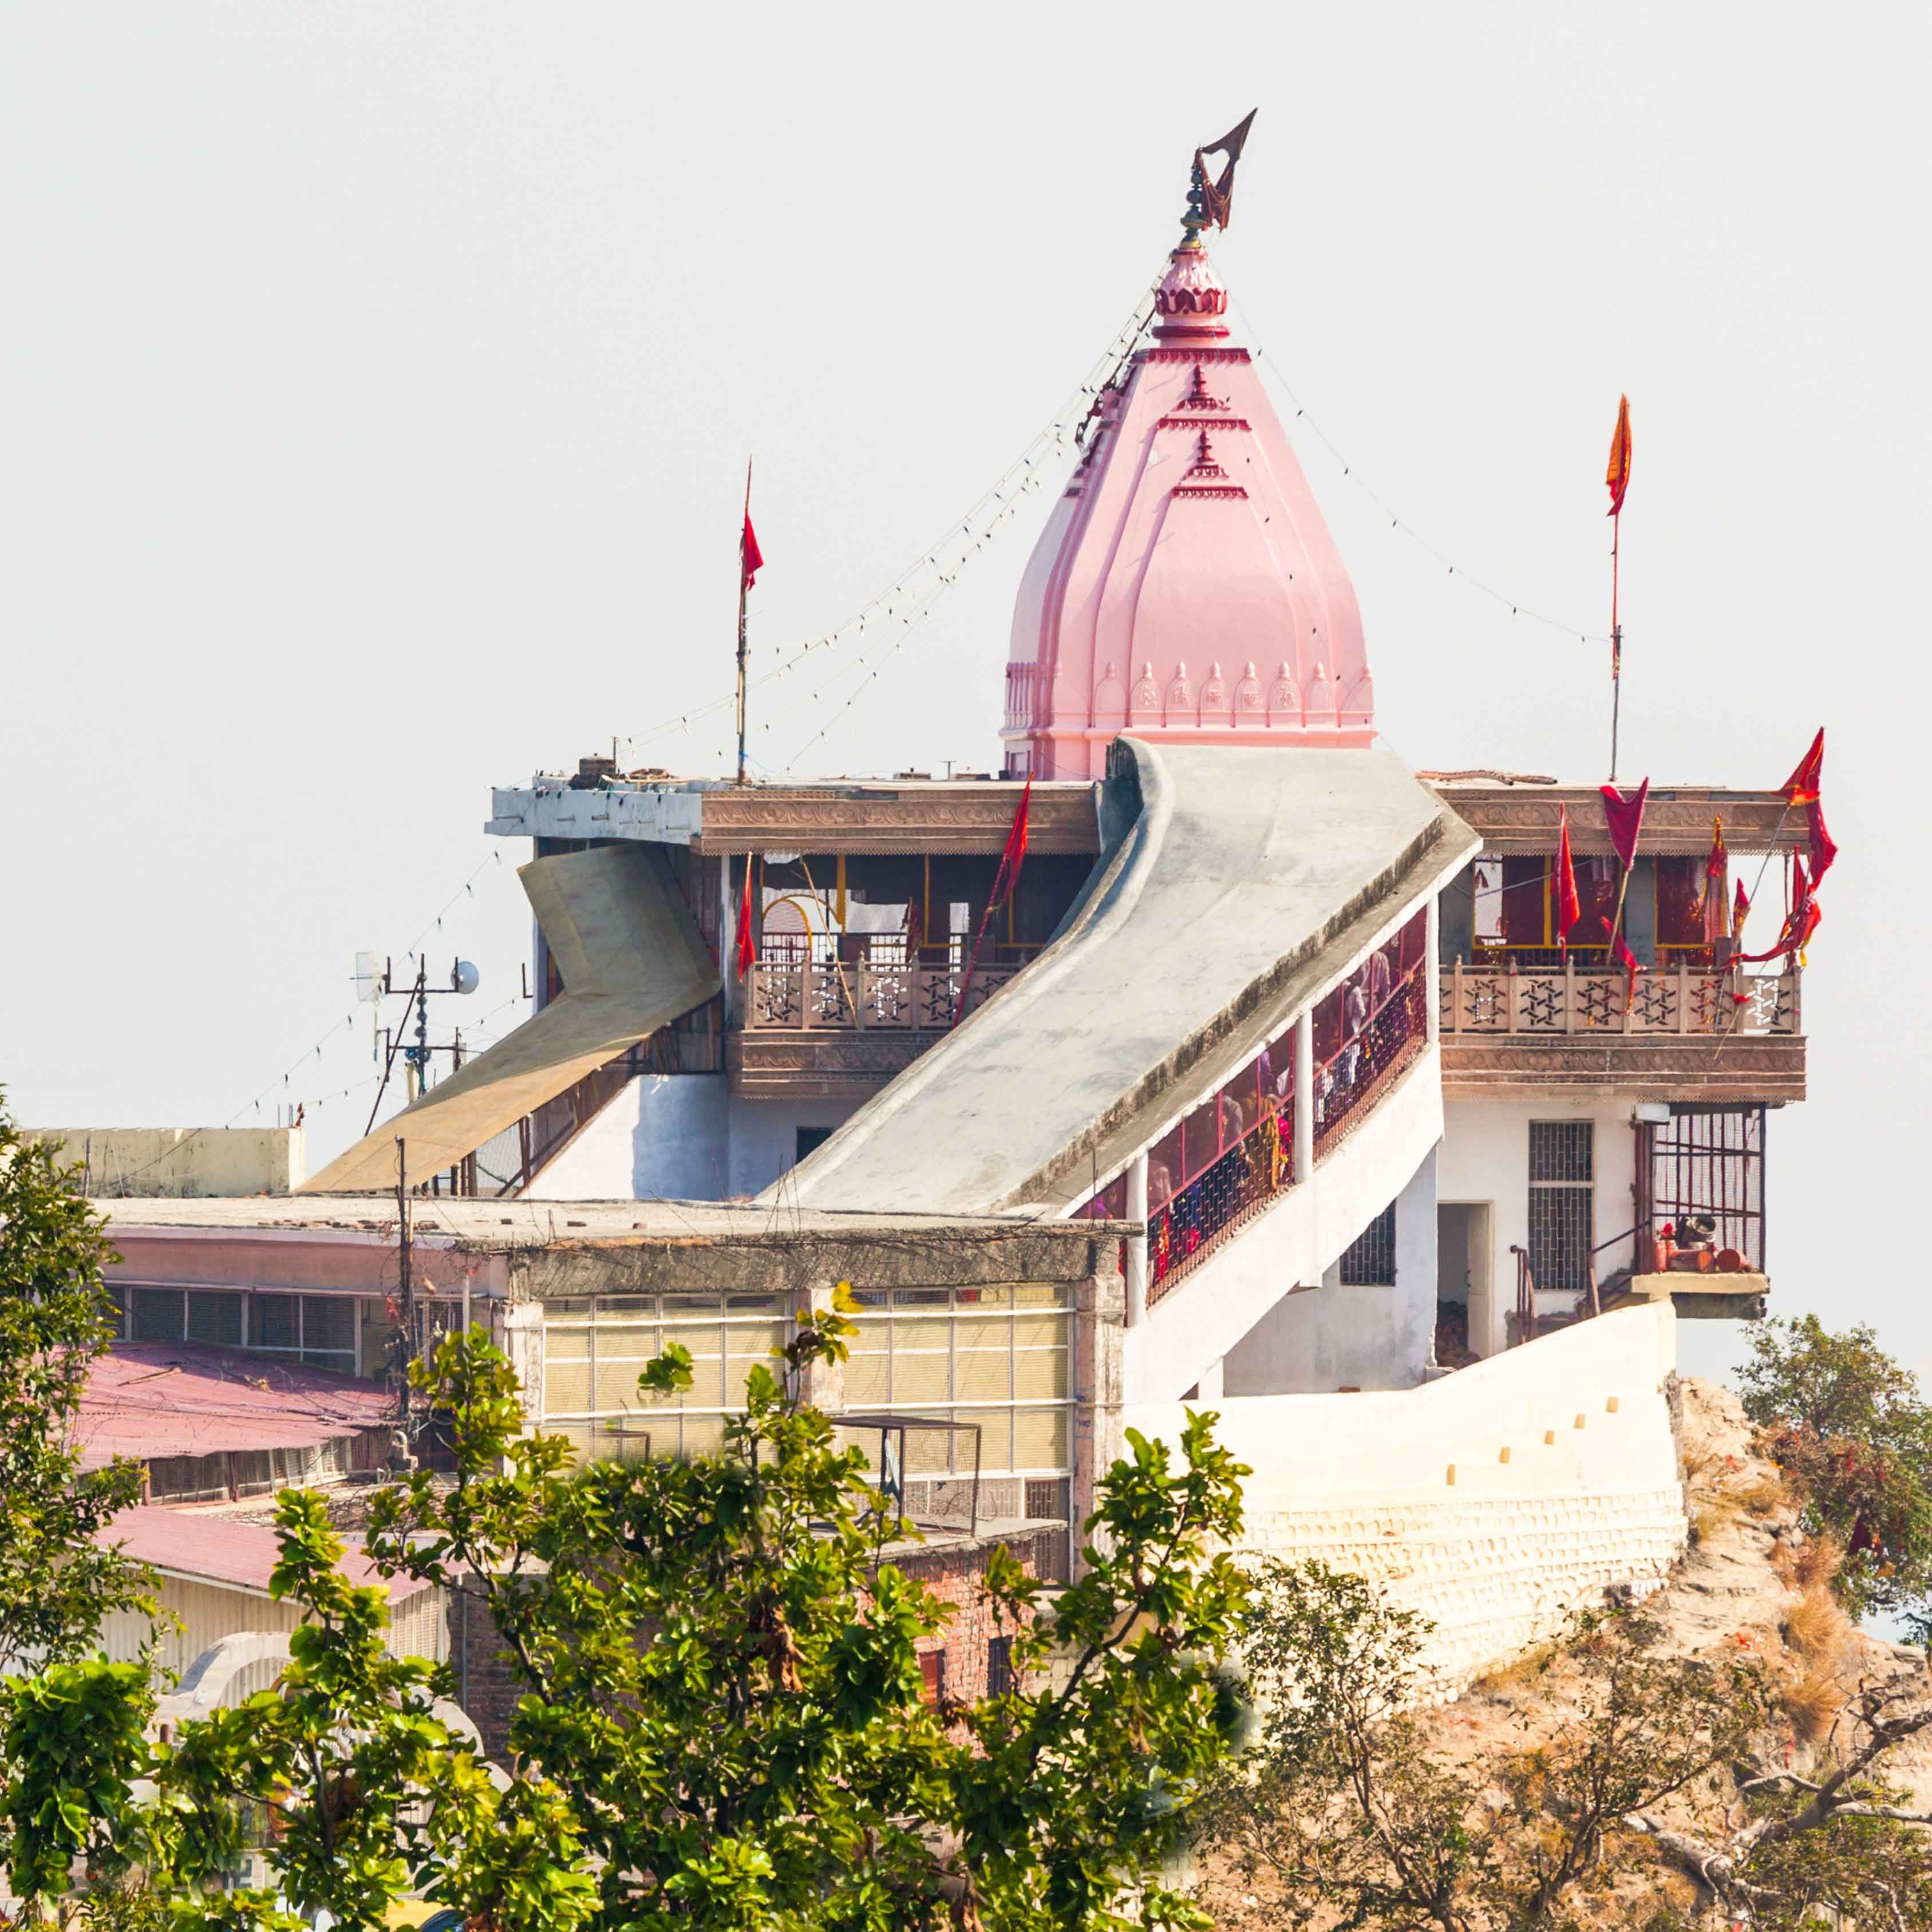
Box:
987, 1634, 1014, 1700
131, 1287, 184, 1344
1340, 1203, 1398, 1285
1528, 1121, 1594, 1291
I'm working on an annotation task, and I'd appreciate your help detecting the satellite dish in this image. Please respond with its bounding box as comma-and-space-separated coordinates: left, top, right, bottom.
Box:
453, 959, 481, 995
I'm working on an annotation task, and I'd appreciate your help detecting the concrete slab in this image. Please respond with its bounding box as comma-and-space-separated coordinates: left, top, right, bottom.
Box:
773, 738, 1480, 1215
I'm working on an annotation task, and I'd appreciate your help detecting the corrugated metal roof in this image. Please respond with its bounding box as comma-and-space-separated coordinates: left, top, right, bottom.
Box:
98, 1506, 427, 1603
77, 1342, 394, 1469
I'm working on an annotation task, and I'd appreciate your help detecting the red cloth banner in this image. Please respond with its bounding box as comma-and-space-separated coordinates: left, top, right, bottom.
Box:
733, 859, 757, 981
1598, 778, 1650, 868
1732, 877, 1751, 942
741, 514, 764, 591
1780, 727, 1824, 804
988, 775, 1033, 908
1555, 807, 1582, 950
1606, 394, 1633, 516
1805, 796, 1838, 886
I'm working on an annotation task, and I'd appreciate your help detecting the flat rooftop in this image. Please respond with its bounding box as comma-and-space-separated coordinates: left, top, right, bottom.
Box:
95, 1194, 1125, 1247
487, 765, 1804, 859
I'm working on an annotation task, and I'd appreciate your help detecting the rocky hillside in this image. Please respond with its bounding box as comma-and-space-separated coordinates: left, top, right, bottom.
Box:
1197, 1376, 1932, 1925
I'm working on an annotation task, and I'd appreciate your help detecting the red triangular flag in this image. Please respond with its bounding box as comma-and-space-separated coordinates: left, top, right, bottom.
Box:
734, 861, 757, 980
741, 513, 764, 591
1598, 778, 1649, 869
1702, 816, 1728, 945
1780, 728, 1824, 804
1732, 877, 1751, 942
1555, 808, 1582, 951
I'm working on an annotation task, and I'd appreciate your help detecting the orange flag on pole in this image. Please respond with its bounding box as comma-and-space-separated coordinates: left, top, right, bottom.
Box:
1606, 395, 1633, 516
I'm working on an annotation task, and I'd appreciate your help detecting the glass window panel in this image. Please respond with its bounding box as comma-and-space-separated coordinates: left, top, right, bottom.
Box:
679, 1416, 726, 1460
727, 1321, 787, 1363
892, 1352, 951, 1404
954, 1317, 1014, 1350
1011, 1283, 1059, 1308
550, 1423, 592, 1466
592, 1327, 662, 1362
1012, 1313, 1068, 1350
547, 1324, 591, 1360
955, 1352, 1016, 1401
302, 1298, 355, 1356
131, 1287, 184, 1344
252, 1294, 298, 1352
1013, 1408, 1069, 1470
106, 1284, 127, 1333
595, 1359, 649, 1411
187, 1291, 243, 1348
843, 1353, 891, 1405
977, 1409, 1013, 1472
906, 1424, 953, 1476
1014, 1350, 1069, 1400
543, 1362, 594, 1416
725, 1294, 784, 1315
892, 1289, 950, 1308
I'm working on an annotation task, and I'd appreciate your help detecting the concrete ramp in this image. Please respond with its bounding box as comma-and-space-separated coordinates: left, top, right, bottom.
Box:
775, 739, 1479, 1215
302, 845, 720, 1194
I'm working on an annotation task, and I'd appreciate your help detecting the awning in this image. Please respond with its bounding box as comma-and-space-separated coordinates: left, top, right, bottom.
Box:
301, 844, 721, 1194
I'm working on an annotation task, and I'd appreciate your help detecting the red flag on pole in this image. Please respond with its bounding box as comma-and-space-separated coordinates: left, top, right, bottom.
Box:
733, 859, 757, 981
1780, 728, 1824, 804
1606, 396, 1633, 517
1732, 876, 1751, 942
988, 776, 1032, 908
1555, 807, 1582, 952
740, 515, 764, 591
1804, 797, 1837, 887
1598, 779, 1649, 867
954, 779, 1032, 1024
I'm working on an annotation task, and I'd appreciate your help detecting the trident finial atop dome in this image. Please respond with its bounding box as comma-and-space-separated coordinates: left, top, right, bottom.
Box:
1180, 109, 1258, 247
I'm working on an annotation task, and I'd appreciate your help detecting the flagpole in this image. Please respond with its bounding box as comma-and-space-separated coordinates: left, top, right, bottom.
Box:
1609, 506, 1622, 784
736, 456, 752, 787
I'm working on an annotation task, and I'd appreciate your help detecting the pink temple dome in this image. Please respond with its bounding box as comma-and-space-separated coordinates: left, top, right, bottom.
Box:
1002, 236, 1373, 777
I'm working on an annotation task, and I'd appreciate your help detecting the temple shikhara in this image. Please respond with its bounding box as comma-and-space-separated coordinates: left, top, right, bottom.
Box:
92, 128, 1826, 1698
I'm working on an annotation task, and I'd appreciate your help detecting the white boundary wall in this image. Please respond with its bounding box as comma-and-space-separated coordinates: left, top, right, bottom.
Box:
1125, 1302, 1685, 1686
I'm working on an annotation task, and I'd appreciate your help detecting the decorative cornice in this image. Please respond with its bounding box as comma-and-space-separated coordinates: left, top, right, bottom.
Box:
1432, 787, 1805, 855
697, 787, 1101, 856
1157, 414, 1251, 432
1440, 1035, 1805, 1103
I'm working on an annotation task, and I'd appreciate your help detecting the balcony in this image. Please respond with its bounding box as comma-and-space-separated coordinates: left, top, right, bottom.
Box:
1437, 961, 1804, 1101
730, 958, 1025, 1100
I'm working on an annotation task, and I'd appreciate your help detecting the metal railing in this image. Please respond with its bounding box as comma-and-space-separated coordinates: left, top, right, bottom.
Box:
745, 960, 1020, 1032
1312, 953, 1431, 1160
1439, 961, 1800, 1037
1147, 1103, 1294, 1309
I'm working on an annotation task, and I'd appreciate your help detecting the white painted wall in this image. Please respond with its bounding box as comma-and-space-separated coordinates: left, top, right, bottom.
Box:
1123, 1042, 1447, 1405
726, 1095, 863, 1199
1223, 1146, 1438, 1396
522, 1077, 864, 1203
29, 1127, 306, 1197
1438, 1095, 1645, 1356
526, 1075, 730, 1200
1129, 1301, 1685, 1687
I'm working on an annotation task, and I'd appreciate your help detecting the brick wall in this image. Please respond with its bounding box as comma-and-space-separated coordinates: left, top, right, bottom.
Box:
448, 1523, 1065, 1761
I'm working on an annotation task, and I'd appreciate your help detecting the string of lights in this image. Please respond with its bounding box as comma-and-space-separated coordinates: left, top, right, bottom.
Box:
1228, 297, 1610, 647
611, 272, 1163, 768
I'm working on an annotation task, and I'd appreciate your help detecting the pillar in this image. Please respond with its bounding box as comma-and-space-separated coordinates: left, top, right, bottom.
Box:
1294, 1008, 1314, 1179
1124, 1151, 1149, 1328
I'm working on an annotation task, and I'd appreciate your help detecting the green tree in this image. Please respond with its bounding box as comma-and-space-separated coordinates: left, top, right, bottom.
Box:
1737, 1314, 1932, 1633
2, 1289, 1251, 1930
0, 1095, 156, 1672
360, 1298, 1251, 1931
1202, 1559, 1932, 1930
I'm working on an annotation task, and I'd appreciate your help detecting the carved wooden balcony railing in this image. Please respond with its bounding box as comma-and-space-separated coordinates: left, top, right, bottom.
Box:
1437, 962, 1800, 1037
745, 961, 1020, 1032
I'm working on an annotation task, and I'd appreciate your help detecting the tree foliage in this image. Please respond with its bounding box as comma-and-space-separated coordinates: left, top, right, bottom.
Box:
1200, 1558, 1932, 1930
0, 1285, 1252, 1931
1737, 1314, 1932, 1632
0, 1094, 156, 1673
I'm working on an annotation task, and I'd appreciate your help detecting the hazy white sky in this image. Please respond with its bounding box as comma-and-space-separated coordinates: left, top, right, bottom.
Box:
4, 4, 1927, 1377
